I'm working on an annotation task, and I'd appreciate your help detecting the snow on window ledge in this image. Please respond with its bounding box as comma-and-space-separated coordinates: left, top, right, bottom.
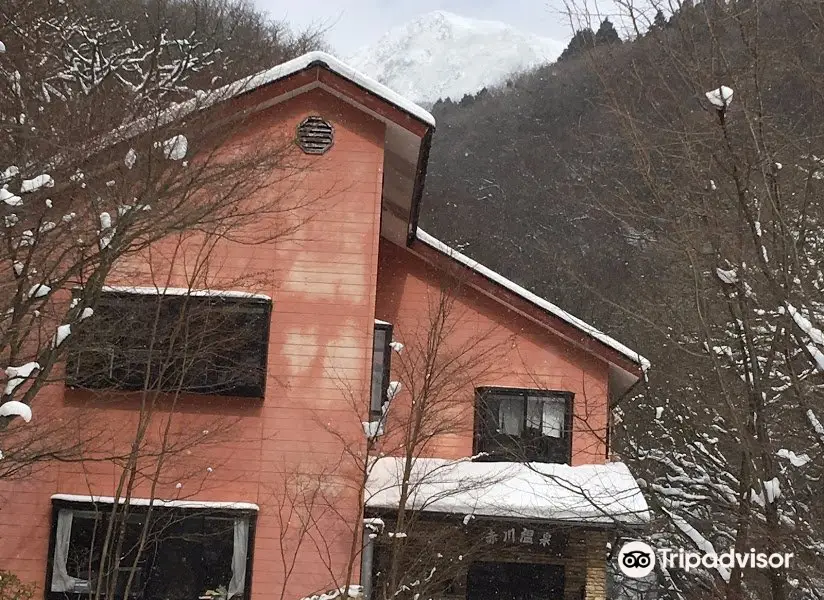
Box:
51, 494, 259, 511
300, 585, 363, 600
100, 285, 271, 301
362, 420, 384, 438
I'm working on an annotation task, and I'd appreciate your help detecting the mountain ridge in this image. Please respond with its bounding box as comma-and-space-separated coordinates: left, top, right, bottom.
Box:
347, 10, 562, 105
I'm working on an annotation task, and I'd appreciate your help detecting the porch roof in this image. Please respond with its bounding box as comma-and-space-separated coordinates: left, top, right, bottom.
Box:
365, 457, 649, 527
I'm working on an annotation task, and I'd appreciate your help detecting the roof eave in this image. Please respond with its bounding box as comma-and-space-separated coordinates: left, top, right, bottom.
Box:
408, 230, 648, 378
406, 127, 435, 245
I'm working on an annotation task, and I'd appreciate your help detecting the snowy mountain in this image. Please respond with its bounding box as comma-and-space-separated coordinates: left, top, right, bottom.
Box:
347, 11, 563, 105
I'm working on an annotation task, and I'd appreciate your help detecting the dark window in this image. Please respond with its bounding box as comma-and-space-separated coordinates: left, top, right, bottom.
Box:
475, 388, 572, 464
48, 501, 254, 600
66, 291, 271, 398
467, 562, 565, 600
370, 322, 392, 419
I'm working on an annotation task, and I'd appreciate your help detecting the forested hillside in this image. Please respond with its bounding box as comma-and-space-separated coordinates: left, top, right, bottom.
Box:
421, 1, 824, 597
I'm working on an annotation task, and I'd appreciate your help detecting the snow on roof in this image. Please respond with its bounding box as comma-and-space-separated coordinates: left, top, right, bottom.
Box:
101, 285, 270, 301
115, 51, 434, 146
414, 228, 650, 372
365, 457, 649, 526
51, 494, 259, 511
233, 51, 435, 126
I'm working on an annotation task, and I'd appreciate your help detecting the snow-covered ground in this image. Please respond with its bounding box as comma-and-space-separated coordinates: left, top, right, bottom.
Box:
347, 11, 563, 105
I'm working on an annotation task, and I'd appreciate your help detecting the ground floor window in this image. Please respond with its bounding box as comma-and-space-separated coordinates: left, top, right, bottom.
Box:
467, 562, 565, 600
48, 498, 255, 600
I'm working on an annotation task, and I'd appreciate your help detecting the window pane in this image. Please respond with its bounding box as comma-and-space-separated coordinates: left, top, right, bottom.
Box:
526, 396, 565, 438
526, 397, 542, 431
66, 293, 270, 397
497, 397, 523, 435
370, 328, 388, 415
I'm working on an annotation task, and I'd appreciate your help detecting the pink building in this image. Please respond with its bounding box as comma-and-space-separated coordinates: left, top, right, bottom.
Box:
0, 52, 649, 600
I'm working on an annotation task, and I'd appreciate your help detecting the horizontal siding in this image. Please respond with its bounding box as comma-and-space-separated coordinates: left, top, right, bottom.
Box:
374, 238, 611, 465
0, 87, 383, 600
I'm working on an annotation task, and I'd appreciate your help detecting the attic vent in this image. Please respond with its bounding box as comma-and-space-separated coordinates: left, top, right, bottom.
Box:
296, 116, 334, 155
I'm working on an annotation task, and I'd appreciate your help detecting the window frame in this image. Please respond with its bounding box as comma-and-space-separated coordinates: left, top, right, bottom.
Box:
45, 499, 257, 600
369, 322, 393, 420
473, 387, 574, 465
65, 291, 272, 399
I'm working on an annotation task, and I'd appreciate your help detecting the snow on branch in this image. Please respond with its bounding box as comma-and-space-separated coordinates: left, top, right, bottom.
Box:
807, 409, 824, 444
705, 86, 734, 110
785, 304, 824, 346
28, 284, 51, 298
156, 135, 188, 161
662, 507, 730, 581
20, 174, 54, 193
98, 212, 114, 250
0, 188, 22, 206
715, 267, 738, 285
777, 448, 811, 467
0, 401, 32, 422
124, 148, 137, 169
4, 362, 41, 396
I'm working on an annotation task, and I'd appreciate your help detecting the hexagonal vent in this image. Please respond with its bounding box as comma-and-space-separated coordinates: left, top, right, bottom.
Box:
296, 116, 334, 155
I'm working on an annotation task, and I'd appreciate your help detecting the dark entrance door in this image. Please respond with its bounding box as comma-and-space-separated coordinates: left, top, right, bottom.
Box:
467, 562, 565, 600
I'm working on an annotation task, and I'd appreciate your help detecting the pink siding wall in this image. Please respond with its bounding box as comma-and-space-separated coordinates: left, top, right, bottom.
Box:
0, 88, 383, 599
374, 239, 610, 466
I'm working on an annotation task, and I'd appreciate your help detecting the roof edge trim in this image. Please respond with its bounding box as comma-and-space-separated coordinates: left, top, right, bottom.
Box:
413, 228, 650, 372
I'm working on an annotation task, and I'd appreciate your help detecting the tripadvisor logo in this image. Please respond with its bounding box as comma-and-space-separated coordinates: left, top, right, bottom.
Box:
618, 541, 656, 578
617, 540, 794, 578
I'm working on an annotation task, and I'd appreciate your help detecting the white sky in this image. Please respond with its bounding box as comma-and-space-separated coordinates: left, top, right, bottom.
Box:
251, 0, 591, 56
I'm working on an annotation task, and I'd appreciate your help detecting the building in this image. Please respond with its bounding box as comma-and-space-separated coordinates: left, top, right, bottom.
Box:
0, 52, 649, 600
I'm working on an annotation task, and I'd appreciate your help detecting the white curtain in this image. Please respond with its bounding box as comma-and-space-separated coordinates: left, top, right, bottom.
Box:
51, 509, 84, 592
541, 398, 565, 438
227, 518, 249, 599
526, 398, 542, 431
498, 398, 523, 435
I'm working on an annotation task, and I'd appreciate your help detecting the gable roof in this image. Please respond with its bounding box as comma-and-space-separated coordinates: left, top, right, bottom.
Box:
220, 51, 435, 127
111, 51, 436, 247
411, 229, 649, 387
118, 51, 434, 142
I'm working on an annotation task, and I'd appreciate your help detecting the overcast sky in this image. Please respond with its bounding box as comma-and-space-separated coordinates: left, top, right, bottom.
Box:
252, 0, 581, 57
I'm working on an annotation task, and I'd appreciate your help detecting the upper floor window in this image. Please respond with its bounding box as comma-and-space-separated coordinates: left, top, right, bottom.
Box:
474, 388, 572, 464
66, 289, 271, 398
370, 321, 393, 419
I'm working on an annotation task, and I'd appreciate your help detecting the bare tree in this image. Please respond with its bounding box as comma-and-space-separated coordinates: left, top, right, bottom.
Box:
261, 275, 533, 600
0, 0, 323, 476
552, 1, 824, 597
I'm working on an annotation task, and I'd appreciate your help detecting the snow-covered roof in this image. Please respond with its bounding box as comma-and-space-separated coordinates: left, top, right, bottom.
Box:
228, 51, 435, 126
51, 494, 259, 511
366, 457, 648, 526
116, 51, 434, 144
414, 228, 650, 372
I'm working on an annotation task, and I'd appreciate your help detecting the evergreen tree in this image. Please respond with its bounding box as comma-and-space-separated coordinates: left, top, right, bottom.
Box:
594, 18, 621, 45
558, 27, 595, 61
652, 9, 668, 29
